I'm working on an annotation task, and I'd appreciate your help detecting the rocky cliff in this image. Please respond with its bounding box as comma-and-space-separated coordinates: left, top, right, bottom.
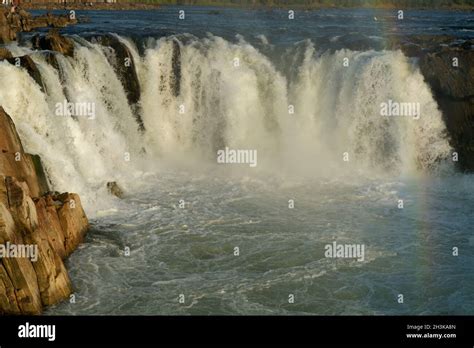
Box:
0, 106, 89, 314
390, 36, 474, 171
419, 48, 474, 172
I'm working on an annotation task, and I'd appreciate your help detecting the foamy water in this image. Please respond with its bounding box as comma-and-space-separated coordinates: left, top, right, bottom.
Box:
46, 171, 474, 315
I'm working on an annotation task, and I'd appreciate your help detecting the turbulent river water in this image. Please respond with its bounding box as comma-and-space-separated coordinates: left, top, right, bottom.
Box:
0, 7, 473, 314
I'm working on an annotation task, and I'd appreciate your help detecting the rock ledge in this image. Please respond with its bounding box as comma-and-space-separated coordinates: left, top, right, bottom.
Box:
0, 106, 89, 315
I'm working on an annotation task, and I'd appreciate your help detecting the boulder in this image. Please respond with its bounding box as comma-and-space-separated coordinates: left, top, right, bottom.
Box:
107, 181, 124, 198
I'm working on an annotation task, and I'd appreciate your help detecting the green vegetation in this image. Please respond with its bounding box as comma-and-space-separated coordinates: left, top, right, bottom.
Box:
136, 0, 474, 9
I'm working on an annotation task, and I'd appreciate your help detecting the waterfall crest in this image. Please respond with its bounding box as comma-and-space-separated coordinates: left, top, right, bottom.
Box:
0, 35, 453, 210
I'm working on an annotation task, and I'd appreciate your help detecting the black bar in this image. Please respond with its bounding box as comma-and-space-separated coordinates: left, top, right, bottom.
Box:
0, 316, 473, 346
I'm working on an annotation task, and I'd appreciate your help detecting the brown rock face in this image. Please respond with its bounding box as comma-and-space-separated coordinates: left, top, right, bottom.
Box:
0, 47, 12, 60
0, 106, 24, 154
55, 193, 89, 257
0, 9, 17, 43
0, 201, 42, 314
0, 107, 89, 314
0, 107, 47, 197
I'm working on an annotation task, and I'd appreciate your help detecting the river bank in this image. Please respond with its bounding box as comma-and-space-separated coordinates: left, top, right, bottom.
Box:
22, 2, 161, 11
18, 1, 474, 11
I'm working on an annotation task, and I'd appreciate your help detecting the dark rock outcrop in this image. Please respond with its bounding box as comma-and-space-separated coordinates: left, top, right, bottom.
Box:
170, 39, 181, 98
0, 48, 45, 93
415, 41, 473, 171
0, 107, 89, 314
5, 54, 45, 91
32, 29, 75, 57
91, 34, 144, 131
43, 51, 60, 71
386, 35, 474, 171
420, 50, 474, 171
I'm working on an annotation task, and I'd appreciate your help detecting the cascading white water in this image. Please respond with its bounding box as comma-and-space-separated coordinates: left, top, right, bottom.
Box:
0, 34, 452, 213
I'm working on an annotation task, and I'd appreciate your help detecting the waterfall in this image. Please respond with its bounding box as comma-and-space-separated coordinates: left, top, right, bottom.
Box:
0, 34, 453, 212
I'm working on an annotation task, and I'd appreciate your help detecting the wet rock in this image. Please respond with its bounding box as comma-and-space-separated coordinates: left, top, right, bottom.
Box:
5, 55, 45, 92
33, 29, 74, 57
384, 35, 474, 172
91, 34, 144, 131
107, 181, 124, 198
31, 154, 50, 197
420, 49, 474, 99
399, 43, 423, 57
419, 48, 474, 171
43, 51, 60, 70
170, 39, 181, 98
